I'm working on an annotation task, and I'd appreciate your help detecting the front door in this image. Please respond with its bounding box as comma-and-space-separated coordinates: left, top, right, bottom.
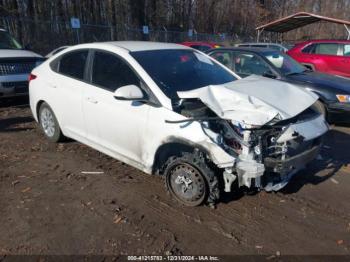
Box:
82, 50, 150, 164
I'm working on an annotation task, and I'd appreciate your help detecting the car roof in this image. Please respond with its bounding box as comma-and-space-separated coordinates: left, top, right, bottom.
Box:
237, 42, 283, 46
104, 41, 191, 52
181, 41, 219, 45
207, 46, 278, 54
296, 39, 350, 45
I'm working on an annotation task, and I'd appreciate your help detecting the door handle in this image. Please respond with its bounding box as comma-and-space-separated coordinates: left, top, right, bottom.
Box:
341, 59, 349, 63
86, 97, 98, 104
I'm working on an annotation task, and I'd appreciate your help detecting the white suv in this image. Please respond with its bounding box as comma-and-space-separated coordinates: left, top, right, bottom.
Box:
0, 29, 43, 98
29, 41, 328, 206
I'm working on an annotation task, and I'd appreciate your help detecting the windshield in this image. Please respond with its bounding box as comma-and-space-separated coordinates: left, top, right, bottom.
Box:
131, 49, 237, 99
264, 52, 306, 75
0, 30, 22, 49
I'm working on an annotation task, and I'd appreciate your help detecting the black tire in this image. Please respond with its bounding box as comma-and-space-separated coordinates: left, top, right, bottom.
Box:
163, 151, 219, 206
313, 100, 326, 117
38, 102, 65, 143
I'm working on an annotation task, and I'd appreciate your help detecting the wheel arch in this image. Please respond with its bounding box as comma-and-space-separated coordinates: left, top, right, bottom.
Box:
36, 100, 66, 134
36, 100, 46, 122
309, 90, 328, 109
151, 138, 214, 175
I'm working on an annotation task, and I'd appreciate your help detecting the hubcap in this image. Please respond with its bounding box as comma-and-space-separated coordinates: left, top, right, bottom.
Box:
168, 163, 206, 205
40, 108, 55, 137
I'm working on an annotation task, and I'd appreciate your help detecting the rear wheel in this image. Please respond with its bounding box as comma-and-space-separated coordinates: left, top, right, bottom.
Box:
39, 102, 65, 142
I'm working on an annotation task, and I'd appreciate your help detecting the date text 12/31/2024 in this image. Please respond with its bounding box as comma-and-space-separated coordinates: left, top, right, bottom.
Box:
127, 256, 220, 261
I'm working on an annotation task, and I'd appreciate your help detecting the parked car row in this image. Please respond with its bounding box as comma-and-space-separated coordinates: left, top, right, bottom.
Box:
287, 39, 350, 78
207, 47, 350, 123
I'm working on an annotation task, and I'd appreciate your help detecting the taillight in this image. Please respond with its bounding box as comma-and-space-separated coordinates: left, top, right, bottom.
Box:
28, 73, 37, 82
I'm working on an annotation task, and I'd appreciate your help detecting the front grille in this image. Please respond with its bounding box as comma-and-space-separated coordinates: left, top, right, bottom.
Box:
0, 62, 36, 75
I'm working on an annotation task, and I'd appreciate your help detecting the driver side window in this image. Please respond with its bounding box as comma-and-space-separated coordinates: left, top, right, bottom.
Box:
210, 51, 233, 69
92, 51, 140, 92
232, 52, 271, 77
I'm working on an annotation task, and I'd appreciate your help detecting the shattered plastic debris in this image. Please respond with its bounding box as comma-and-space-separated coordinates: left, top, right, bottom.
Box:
330, 178, 339, 185
113, 214, 123, 224
81, 171, 104, 175
11, 180, 20, 186
21, 187, 31, 193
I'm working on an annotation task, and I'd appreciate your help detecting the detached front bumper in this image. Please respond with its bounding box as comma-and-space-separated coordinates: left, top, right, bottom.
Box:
264, 143, 321, 174
262, 114, 328, 191
262, 143, 322, 191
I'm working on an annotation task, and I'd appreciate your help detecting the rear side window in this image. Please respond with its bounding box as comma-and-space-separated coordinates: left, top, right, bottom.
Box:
58, 50, 88, 80
251, 44, 268, 48
342, 44, 350, 56
268, 45, 284, 52
314, 43, 339, 55
92, 51, 140, 91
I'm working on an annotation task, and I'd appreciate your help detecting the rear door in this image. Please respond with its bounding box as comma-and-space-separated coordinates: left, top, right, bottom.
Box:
337, 43, 350, 77
302, 43, 345, 75
51, 49, 89, 139
314, 43, 344, 75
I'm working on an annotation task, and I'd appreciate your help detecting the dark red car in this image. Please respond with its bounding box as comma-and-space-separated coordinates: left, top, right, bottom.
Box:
179, 41, 222, 52
287, 40, 350, 78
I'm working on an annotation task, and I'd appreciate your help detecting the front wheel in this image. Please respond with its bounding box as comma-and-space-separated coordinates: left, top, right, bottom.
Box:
163, 151, 219, 206
39, 102, 65, 142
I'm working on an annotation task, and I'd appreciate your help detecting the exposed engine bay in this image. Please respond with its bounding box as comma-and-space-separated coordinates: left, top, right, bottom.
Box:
170, 77, 329, 192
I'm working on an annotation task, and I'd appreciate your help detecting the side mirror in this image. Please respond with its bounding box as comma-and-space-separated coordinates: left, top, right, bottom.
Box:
262, 70, 277, 79
113, 84, 145, 101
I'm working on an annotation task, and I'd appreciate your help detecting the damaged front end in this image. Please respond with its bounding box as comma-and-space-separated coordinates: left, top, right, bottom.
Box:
174, 76, 329, 192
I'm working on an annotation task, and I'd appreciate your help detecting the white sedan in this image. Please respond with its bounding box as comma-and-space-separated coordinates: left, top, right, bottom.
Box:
29, 41, 328, 206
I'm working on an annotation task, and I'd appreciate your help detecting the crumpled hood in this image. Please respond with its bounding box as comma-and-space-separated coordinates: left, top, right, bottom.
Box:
177, 75, 318, 126
0, 49, 42, 58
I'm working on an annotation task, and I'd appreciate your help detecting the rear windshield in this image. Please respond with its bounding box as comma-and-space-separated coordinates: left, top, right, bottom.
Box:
131, 49, 237, 99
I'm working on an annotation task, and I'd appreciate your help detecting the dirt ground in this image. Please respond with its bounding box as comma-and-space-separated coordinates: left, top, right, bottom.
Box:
1, 97, 350, 257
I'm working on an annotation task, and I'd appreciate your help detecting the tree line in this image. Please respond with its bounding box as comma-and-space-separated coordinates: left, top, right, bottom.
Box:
0, 0, 350, 53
